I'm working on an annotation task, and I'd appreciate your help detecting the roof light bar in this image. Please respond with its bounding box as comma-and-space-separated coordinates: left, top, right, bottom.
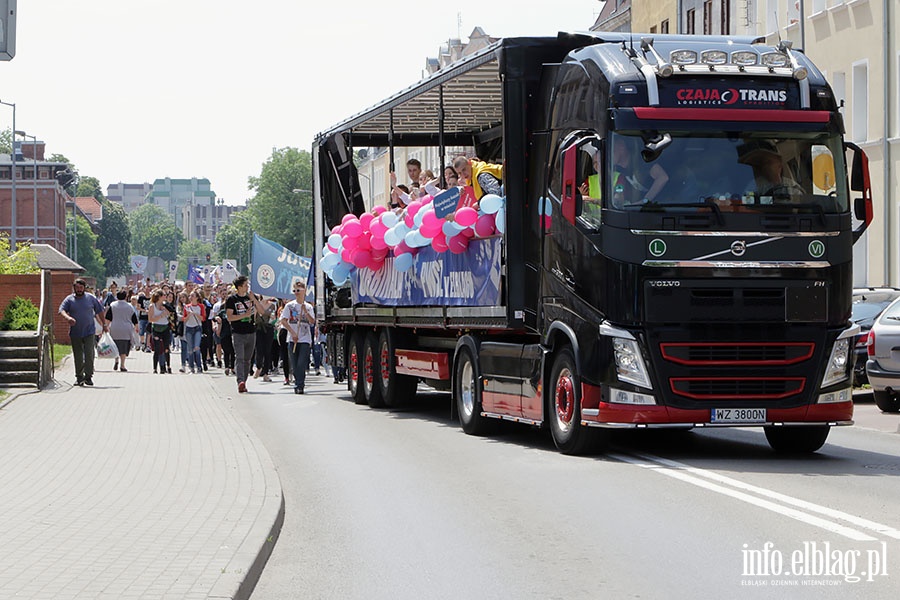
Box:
670, 49, 697, 65
701, 50, 728, 65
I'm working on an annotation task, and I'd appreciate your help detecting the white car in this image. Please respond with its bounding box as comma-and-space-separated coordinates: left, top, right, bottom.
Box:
864, 296, 900, 412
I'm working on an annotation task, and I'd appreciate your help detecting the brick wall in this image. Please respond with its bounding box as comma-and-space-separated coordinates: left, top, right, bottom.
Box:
0, 272, 85, 344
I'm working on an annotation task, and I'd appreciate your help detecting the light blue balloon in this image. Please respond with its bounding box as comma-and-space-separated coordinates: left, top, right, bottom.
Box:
414, 209, 426, 228
332, 262, 350, 285
381, 212, 399, 228
495, 208, 506, 234
480, 194, 503, 215
442, 220, 464, 237
321, 252, 340, 271
394, 253, 414, 272
384, 227, 402, 247
328, 233, 342, 249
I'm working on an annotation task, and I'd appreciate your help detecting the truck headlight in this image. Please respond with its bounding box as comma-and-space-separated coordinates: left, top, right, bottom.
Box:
821, 338, 851, 388
613, 338, 652, 389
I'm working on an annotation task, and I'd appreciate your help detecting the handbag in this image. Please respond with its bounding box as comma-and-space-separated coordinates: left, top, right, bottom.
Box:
97, 331, 119, 359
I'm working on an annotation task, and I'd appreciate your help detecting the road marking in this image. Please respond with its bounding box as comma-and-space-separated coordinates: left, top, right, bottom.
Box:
610, 452, 900, 542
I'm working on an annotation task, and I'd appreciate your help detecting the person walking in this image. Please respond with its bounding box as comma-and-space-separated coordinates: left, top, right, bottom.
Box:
148, 289, 174, 374
106, 290, 139, 372
280, 281, 315, 395
183, 290, 206, 373
225, 275, 268, 393
59, 278, 107, 386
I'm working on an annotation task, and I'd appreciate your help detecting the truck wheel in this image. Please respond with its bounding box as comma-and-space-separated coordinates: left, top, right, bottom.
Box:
363, 331, 386, 408
348, 330, 366, 405
455, 346, 494, 435
549, 348, 604, 455
873, 390, 900, 413
763, 426, 830, 454
377, 329, 417, 408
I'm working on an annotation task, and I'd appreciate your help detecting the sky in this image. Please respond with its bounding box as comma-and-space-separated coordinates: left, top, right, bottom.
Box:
2, 0, 604, 206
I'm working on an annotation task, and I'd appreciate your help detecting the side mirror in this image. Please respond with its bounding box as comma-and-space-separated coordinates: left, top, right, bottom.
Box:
845, 141, 872, 243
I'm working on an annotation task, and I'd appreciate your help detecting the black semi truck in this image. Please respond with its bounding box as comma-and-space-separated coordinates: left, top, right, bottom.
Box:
312, 32, 872, 454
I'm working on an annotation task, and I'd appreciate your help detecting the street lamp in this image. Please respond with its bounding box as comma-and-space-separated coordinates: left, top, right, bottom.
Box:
0, 99, 17, 250
14, 130, 37, 243
292, 188, 312, 257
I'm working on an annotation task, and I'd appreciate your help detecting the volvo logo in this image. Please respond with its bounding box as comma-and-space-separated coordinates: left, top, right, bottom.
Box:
730, 240, 747, 257
649, 280, 680, 287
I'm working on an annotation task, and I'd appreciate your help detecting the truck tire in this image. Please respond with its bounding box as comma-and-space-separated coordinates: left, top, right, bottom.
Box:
763, 425, 830, 454
455, 346, 494, 435
348, 330, 366, 405
548, 348, 604, 455
363, 331, 386, 408
377, 329, 417, 408
873, 390, 900, 413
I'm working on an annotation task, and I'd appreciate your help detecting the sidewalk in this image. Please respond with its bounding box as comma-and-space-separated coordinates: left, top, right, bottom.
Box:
0, 349, 284, 600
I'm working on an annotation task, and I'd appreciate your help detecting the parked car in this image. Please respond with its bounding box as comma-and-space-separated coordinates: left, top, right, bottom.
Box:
864, 295, 900, 412
851, 287, 900, 386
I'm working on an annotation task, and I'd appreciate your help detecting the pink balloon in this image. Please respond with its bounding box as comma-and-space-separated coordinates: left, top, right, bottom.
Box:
341, 249, 352, 263
395, 241, 413, 255
359, 212, 375, 230
455, 206, 478, 227
343, 220, 363, 238
370, 234, 388, 250
350, 249, 371, 268
372, 205, 387, 216
431, 232, 449, 252
448, 233, 470, 254
461, 227, 475, 239
371, 247, 390, 261
368, 257, 385, 271
419, 223, 441, 239
407, 200, 423, 219
404, 212, 414, 228
342, 213, 357, 225
357, 233, 372, 251
370, 217, 388, 237
421, 209, 440, 229
474, 213, 496, 237
342, 234, 359, 251
420, 194, 433, 205
331, 225, 342, 235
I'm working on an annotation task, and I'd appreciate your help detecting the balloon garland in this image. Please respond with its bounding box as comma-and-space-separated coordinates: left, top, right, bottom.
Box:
321, 192, 507, 283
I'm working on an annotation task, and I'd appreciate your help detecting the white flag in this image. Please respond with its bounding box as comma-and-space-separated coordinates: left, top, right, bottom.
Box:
168, 261, 179, 283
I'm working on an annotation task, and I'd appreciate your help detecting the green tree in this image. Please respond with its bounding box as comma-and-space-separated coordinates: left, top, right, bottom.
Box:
97, 200, 132, 277
246, 147, 313, 257
67, 215, 106, 281
77, 176, 105, 203
216, 213, 253, 274
0, 234, 40, 274
0, 128, 11, 154
129, 204, 184, 262
46, 153, 71, 165
176, 239, 216, 279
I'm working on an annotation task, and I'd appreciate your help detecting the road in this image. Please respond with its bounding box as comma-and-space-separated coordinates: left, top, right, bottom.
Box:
219, 373, 900, 599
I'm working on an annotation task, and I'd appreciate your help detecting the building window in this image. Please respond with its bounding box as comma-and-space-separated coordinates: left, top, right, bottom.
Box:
650, 25, 657, 34
0, 168, 9, 179
661, 19, 669, 34
851, 61, 868, 142
703, 1, 713, 34
720, 0, 730, 34
687, 8, 696, 34
39, 167, 50, 179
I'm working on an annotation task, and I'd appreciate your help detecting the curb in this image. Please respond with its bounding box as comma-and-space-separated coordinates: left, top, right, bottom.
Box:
207, 390, 286, 600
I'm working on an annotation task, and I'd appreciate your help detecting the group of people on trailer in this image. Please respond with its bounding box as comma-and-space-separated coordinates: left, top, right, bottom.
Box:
385, 156, 503, 214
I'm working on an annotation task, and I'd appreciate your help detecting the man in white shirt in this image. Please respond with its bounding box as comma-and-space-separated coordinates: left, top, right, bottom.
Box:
280, 281, 315, 394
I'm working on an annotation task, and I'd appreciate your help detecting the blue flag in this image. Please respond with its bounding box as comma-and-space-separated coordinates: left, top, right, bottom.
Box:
187, 263, 204, 284
250, 233, 312, 300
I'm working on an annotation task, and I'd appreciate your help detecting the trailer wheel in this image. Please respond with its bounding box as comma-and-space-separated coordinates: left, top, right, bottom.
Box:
873, 390, 900, 413
763, 425, 830, 454
348, 330, 366, 405
455, 346, 494, 435
363, 331, 386, 408
377, 329, 417, 408
549, 348, 604, 455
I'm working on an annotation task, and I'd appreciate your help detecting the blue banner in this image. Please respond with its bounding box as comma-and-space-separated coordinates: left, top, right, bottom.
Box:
187, 263, 204, 284
250, 234, 312, 300
352, 237, 502, 306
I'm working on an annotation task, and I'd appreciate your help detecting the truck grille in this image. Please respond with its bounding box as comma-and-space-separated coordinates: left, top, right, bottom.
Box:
660, 342, 815, 366
670, 377, 805, 400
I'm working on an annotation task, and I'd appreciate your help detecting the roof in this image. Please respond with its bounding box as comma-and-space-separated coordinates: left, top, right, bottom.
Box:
20, 244, 84, 272
75, 196, 103, 223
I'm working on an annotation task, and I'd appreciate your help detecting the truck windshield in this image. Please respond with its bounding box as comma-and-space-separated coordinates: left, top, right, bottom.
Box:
606, 131, 848, 214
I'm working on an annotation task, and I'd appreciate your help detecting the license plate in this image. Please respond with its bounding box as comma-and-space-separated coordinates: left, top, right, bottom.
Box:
710, 408, 767, 424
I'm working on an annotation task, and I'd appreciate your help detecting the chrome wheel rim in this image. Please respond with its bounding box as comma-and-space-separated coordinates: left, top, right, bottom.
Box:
460, 359, 476, 418
555, 367, 575, 432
